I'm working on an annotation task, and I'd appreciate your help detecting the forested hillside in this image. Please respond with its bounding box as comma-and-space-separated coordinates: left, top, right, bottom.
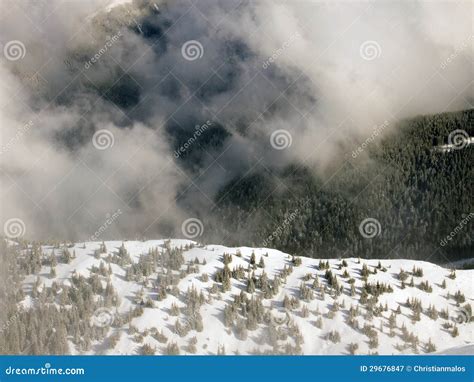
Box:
211, 110, 473, 264
0, 240, 472, 355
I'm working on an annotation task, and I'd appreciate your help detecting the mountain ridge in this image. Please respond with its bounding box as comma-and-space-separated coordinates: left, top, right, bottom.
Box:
1, 239, 472, 355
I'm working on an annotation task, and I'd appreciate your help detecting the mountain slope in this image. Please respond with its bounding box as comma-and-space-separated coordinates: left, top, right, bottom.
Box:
210, 109, 473, 264
2, 240, 472, 355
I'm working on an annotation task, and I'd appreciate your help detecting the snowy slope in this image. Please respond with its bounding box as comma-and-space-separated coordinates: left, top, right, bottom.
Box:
19, 240, 473, 355
436, 344, 474, 355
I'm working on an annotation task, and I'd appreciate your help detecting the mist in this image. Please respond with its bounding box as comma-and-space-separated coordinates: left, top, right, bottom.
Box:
0, 0, 472, 241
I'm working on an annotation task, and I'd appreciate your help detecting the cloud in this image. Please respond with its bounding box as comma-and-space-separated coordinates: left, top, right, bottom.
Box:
0, 0, 472, 240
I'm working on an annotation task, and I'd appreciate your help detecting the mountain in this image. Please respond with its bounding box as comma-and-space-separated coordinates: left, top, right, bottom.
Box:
0, 239, 472, 355
208, 109, 474, 264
